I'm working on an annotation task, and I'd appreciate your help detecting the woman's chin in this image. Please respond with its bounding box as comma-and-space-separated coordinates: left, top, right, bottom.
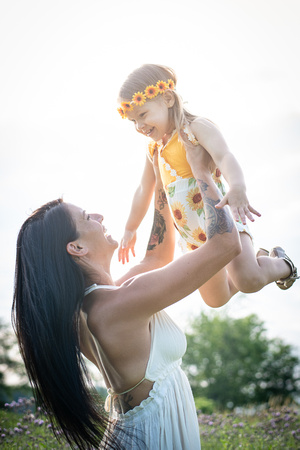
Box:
106, 235, 118, 248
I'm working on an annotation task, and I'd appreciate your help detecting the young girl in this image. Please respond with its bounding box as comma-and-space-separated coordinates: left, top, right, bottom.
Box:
117, 64, 298, 307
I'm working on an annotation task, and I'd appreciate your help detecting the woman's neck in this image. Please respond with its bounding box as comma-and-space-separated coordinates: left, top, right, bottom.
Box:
84, 263, 114, 288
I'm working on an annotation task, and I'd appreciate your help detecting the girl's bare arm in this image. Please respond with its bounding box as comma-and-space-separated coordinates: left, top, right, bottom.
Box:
116, 157, 175, 285
118, 156, 156, 264
189, 119, 260, 225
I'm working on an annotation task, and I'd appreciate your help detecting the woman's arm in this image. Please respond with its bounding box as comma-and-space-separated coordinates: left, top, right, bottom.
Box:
118, 156, 156, 264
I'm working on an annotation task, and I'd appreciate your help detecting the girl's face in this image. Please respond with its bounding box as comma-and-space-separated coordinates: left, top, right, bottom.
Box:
125, 94, 175, 143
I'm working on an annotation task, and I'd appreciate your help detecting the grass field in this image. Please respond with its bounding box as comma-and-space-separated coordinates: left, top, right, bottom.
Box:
1, 398, 300, 449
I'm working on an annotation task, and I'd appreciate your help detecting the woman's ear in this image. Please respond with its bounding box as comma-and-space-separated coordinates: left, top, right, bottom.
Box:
163, 90, 175, 108
66, 242, 88, 257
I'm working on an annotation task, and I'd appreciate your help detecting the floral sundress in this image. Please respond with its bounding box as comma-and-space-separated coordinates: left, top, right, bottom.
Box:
147, 127, 251, 253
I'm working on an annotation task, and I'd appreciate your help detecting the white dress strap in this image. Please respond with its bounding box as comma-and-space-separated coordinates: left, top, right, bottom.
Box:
84, 284, 117, 296
182, 125, 199, 145
108, 376, 147, 398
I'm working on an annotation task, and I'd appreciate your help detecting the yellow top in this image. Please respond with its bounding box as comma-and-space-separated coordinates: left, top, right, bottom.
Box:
148, 132, 194, 186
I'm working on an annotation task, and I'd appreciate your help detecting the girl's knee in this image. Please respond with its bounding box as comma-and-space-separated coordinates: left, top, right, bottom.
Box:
199, 288, 231, 308
234, 273, 264, 293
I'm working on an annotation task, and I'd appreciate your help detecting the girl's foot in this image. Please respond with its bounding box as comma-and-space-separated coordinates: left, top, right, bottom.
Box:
256, 248, 269, 258
270, 246, 299, 290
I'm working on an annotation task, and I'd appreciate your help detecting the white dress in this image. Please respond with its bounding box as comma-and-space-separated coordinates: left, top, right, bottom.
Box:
84, 284, 201, 450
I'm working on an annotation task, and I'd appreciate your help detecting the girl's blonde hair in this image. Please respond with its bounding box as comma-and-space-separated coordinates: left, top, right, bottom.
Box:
118, 64, 197, 134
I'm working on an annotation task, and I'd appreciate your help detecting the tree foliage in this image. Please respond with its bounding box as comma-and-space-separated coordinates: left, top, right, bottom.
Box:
182, 312, 300, 409
0, 319, 30, 405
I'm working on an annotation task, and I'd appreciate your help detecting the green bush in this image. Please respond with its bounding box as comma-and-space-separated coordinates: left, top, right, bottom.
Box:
183, 312, 300, 409
194, 396, 216, 414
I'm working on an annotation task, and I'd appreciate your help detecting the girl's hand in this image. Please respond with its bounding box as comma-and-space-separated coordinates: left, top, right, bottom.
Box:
118, 230, 137, 264
215, 186, 261, 225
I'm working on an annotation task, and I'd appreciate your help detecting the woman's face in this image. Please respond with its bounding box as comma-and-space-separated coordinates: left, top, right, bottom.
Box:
66, 204, 118, 256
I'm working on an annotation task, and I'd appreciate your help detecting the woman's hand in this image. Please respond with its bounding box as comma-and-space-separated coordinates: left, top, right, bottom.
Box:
152, 147, 161, 178
180, 129, 215, 176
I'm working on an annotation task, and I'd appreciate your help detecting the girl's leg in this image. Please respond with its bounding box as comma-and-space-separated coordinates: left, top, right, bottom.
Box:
198, 232, 292, 307
198, 268, 239, 308
226, 232, 291, 293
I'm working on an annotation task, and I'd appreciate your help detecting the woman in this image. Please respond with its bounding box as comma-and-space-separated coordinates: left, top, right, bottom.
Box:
12, 145, 241, 449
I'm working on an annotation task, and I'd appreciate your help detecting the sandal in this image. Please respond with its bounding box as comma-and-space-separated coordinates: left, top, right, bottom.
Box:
256, 248, 269, 258
270, 246, 299, 290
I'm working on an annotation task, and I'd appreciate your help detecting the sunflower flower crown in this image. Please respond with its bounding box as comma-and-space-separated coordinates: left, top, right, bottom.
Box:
118, 79, 175, 118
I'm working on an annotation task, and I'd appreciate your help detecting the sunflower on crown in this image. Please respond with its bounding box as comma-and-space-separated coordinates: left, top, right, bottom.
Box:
118, 79, 175, 119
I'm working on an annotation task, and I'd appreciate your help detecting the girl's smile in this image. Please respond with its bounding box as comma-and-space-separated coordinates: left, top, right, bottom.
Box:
124, 95, 175, 143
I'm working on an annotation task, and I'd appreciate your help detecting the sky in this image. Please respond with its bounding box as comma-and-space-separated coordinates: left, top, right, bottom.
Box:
1, 0, 300, 361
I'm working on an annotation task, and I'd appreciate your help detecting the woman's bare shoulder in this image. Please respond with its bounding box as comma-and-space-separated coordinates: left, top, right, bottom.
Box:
84, 285, 149, 337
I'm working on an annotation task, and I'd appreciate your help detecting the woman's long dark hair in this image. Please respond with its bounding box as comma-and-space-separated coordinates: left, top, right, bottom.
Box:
12, 199, 116, 449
